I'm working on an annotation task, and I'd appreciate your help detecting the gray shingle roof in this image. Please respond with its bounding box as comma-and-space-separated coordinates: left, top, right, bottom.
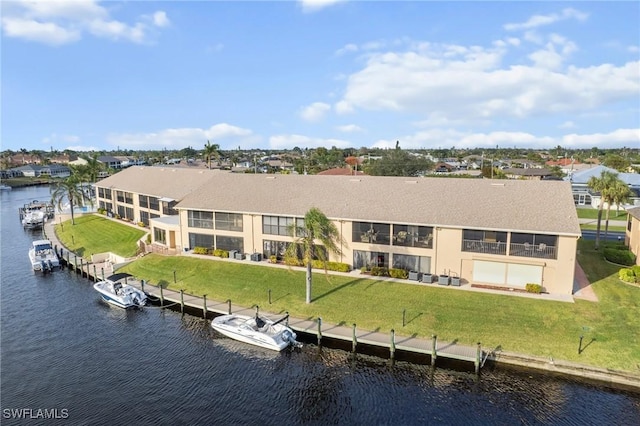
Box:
97, 167, 581, 236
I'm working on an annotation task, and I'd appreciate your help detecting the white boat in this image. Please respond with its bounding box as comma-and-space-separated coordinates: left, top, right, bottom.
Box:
22, 210, 46, 229
93, 273, 147, 309
29, 239, 60, 272
211, 313, 300, 351
0, 184, 11, 190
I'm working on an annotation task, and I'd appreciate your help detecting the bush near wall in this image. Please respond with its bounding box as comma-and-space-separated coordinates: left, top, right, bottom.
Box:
525, 283, 543, 293
193, 246, 210, 255
213, 249, 229, 258
603, 247, 636, 266
389, 268, 409, 279
619, 265, 640, 283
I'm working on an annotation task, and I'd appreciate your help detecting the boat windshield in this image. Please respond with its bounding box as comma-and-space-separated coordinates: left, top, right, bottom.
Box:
35, 243, 51, 251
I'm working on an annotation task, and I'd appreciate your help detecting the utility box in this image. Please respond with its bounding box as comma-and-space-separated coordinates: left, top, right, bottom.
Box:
234, 252, 245, 260
250, 253, 262, 262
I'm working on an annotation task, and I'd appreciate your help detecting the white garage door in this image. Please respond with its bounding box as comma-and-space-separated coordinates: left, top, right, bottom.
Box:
473, 260, 543, 287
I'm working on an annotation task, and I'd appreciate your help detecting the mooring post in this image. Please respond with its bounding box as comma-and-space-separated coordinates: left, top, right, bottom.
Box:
227, 299, 231, 314
66, 251, 70, 269
203, 294, 207, 319
255, 305, 259, 317
101, 268, 105, 281
285, 311, 289, 327
317, 317, 322, 346
268, 289, 272, 304
73, 254, 78, 272
431, 335, 437, 366
159, 285, 164, 307
475, 342, 481, 375
402, 309, 406, 327
93, 265, 97, 282
79, 258, 84, 276
180, 289, 184, 315
140, 279, 145, 292
352, 323, 357, 353
390, 329, 396, 361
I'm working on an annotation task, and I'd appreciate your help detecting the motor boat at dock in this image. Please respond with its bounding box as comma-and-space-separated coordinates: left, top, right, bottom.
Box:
22, 209, 46, 229
93, 273, 147, 309
29, 239, 60, 272
211, 313, 300, 351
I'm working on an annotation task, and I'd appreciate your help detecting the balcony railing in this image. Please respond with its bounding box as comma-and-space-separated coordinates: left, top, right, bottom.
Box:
462, 239, 507, 255
509, 242, 557, 259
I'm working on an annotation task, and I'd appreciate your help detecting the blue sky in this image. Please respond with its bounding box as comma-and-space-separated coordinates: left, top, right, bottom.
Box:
1, 0, 639, 152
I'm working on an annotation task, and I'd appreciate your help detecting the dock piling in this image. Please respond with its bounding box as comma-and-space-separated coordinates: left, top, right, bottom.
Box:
180, 289, 184, 314
475, 342, 481, 374
390, 329, 396, 361
227, 299, 231, 314
317, 317, 322, 346
352, 324, 357, 353
203, 294, 207, 319
93, 265, 97, 282
159, 285, 164, 306
431, 335, 437, 366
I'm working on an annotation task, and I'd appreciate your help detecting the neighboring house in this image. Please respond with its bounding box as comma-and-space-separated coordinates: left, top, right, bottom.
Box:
565, 165, 640, 207
94, 167, 581, 297
11, 164, 71, 178
98, 156, 145, 169
625, 206, 640, 266
502, 168, 553, 180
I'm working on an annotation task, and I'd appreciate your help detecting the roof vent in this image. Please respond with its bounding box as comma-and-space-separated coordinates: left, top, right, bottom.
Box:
266, 176, 276, 180
491, 183, 505, 186
350, 179, 361, 182
405, 180, 418, 184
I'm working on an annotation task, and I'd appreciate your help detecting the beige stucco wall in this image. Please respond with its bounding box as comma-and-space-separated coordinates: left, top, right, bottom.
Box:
627, 216, 640, 266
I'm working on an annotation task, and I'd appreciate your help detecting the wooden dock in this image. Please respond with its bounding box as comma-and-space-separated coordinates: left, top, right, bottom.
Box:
45, 223, 484, 373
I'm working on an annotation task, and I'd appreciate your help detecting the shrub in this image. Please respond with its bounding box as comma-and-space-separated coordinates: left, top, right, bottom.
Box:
310, 260, 351, 272
618, 268, 636, 283
360, 266, 370, 273
603, 247, 636, 266
284, 257, 304, 267
213, 249, 229, 258
389, 268, 409, 279
632, 265, 640, 281
138, 222, 145, 227
146, 234, 151, 244
269, 255, 278, 264
370, 266, 389, 277
525, 283, 542, 294
193, 246, 210, 255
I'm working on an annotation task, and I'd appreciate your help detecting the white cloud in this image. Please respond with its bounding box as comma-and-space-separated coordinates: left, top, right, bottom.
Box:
559, 121, 576, 129
106, 124, 258, 149
299, 0, 345, 13
504, 8, 588, 31
269, 134, 352, 149
299, 102, 331, 122
335, 43, 358, 56
152, 11, 170, 28
371, 128, 638, 150
336, 124, 363, 133
1, 0, 169, 45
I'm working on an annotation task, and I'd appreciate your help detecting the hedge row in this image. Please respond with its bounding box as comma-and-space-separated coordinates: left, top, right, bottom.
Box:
603, 246, 637, 266
192, 246, 230, 258
619, 265, 640, 283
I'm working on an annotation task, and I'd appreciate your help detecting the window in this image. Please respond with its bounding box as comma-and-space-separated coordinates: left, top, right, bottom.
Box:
352, 222, 391, 245
263, 240, 290, 260
154, 227, 166, 244
392, 254, 431, 274
139, 194, 149, 209
188, 210, 214, 229
510, 233, 558, 259
189, 233, 214, 250
140, 211, 149, 226
263, 215, 294, 236
353, 250, 389, 269
216, 235, 244, 252
462, 229, 508, 255
149, 197, 160, 211
393, 224, 433, 248
117, 206, 134, 220
215, 212, 243, 232
98, 187, 112, 199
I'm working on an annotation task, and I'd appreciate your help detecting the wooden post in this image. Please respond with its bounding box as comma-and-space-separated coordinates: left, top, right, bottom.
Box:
352, 323, 357, 353
66, 251, 70, 268
227, 299, 231, 314
203, 294, 208, 319
317, 317, 322, 346
180, 289, 184, 315
93, 265, 97, 282
431, 335, 437, 366
101, 268, 105, 281
402, 309, 406, 327
79, 258, 84, 277
73, 254, 78, 272
390, 329, 396, 361
140, 279, 145, 292
160, 285, 164, 307
255, 305, 259, 317
285, 311, 289, 327
475, 342, 481, 375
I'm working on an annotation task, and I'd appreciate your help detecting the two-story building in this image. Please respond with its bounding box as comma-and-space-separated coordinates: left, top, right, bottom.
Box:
95, 167, 581, 296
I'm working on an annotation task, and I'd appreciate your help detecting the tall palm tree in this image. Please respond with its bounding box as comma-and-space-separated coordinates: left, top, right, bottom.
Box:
587, 170, 619, 250
203, 140, 220, 169
83, 153, 104, 183
603, 179, 632, 243
50, 172, 93, 225
284, 207, 345, 304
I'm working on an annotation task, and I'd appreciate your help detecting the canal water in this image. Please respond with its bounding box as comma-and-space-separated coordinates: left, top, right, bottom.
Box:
1, 186, 639, 425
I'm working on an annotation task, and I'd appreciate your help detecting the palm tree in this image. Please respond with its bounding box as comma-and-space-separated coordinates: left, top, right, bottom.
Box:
83, 153, 104, 183
603, 179, 632, 243
203, 140, 220, 169
587, 170, 619, 250
284, 207, 345, 304
50, 171, 93, 225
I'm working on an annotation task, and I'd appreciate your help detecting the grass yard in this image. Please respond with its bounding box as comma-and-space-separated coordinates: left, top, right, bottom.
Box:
57, 214, 640, 372
54, 214, 146, 259
576, 207, 627, 221
580, 224, 626, 232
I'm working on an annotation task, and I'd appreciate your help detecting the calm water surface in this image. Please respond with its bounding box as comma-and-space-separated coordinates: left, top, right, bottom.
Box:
1, 186, 639, 425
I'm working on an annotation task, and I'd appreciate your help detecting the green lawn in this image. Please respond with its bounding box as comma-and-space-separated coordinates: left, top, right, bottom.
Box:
576, 207, 627, 220
580, 224, 626, 232
54, 214, 146, 258
56, 214, 640, 372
